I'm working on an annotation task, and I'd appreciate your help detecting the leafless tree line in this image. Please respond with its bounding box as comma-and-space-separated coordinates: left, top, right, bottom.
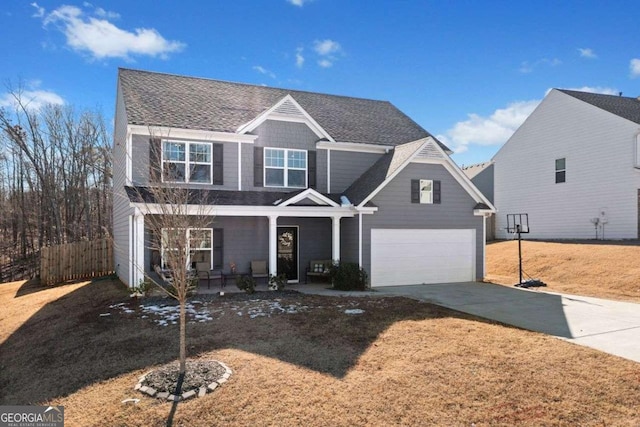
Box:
0, 86, 112, 282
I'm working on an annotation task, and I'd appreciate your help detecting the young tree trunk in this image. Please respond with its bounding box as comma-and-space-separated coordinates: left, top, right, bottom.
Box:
179, 299, 186, 375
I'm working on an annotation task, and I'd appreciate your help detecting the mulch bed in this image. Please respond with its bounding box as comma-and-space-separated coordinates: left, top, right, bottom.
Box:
142, 360, 227, 395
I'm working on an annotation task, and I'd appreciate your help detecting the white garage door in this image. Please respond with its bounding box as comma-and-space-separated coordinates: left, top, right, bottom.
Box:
371, 229, 475, 287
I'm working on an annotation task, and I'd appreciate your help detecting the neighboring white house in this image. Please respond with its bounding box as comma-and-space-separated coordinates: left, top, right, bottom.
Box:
493, 89, 640, 240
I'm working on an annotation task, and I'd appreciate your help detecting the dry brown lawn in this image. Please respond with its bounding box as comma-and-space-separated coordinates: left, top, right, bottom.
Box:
1, 278, 639, 426
486, 240, 640, 303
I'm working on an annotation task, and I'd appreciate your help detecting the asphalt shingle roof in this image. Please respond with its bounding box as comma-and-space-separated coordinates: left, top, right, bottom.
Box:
119, 68, 449, 149
344, 139, 426, 205
558, 89, 640, 125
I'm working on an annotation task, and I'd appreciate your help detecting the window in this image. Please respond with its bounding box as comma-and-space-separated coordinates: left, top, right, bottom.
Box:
420, 179, 433, 204
411, 179, 441, 204
162, 141, 212, 184
161, 228, 213, 269
555, 158, 566, 183
264, 148, 307, 188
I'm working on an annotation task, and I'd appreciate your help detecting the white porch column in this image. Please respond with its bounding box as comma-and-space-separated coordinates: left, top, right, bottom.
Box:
269, 215, 278, 275
133, 212, 145, 288
332, 216, 341, 262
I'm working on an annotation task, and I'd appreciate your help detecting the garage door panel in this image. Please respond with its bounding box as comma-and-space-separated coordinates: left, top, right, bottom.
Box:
371, 229, 475, 287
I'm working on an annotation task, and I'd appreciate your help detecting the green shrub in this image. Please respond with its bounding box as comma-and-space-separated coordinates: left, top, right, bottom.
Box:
268, 273, 287, 291
235, 274, 256, 294
328, 262, 368, 291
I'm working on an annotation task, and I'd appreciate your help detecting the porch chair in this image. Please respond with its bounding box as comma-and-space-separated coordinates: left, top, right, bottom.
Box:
196, 262, 224, 289
250, 260, 269, 284
153, 264, 173, 285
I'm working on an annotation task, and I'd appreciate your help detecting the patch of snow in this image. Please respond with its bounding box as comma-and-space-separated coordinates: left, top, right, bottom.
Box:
344, 309, 365, 315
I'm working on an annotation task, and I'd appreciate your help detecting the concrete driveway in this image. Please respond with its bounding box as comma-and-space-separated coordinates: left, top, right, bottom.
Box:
374, 282, 640, 363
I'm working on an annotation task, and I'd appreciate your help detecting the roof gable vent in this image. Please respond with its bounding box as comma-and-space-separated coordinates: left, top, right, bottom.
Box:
273, 98, 305, 117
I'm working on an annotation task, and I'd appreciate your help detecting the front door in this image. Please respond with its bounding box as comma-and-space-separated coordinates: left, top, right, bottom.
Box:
277, 226, 298, 282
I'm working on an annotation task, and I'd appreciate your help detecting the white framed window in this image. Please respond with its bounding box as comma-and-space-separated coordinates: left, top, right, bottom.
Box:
161, 228, 213, 269
555, 158, 566, 184
420, 179, 433, 204
264, 148, 307, 188
162, 141, 212, 184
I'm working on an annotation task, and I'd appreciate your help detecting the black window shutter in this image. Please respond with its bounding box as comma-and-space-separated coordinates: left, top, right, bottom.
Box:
254, 147, 263, 187
149, 138, 162, 183
213, 228, 224, 270
411, 179, 420, 203
433, 180, 441, 204
308, 150, 316, 189
212, 143, 224, 185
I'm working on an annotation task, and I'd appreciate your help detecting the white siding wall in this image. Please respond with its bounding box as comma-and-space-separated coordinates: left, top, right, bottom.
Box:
112, 82, 135, 285
494, 90, 640, 240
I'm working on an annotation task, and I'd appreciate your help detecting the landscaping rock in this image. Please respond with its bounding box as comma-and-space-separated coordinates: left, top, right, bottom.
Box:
145, 387, 157, 397
198, 387, 207, 398
182, 390, 196, 400
157, 392, 170, 399
207, 382, 218, 392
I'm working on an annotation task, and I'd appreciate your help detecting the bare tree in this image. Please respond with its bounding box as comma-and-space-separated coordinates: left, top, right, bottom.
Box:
127, 137, 214, 380
0, 83, 112, 281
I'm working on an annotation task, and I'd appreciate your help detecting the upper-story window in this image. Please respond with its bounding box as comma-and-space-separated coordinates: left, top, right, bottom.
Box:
411, 179, 441, 204
555, 158, 566, 184
264, 148, 307, 188
162, 141, 212, 184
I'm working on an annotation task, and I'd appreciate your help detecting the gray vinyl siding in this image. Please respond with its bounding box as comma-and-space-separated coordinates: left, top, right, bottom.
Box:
112, 83, 134, 285
340, 216, 359, 265
330, 150, 382, 193
470, 163, 494, 204
131, 134, 239, 190
363, 163, 484, 280
243, 120, 323, 191
315, 149, 328, 193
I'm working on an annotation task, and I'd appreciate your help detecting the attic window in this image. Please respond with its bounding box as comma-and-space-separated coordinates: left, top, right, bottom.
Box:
555, 158, 566, 184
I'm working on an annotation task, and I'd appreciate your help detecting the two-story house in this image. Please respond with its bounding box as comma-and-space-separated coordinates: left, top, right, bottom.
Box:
494, 89, 640, 240
113, 68, 494, 288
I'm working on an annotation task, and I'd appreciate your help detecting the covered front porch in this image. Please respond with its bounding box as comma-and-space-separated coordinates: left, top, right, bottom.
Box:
128, 188, 375, 288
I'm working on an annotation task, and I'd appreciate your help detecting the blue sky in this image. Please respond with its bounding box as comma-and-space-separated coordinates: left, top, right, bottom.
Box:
2, 0, 639, 166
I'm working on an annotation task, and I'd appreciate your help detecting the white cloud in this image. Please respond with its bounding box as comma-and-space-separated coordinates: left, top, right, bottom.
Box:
630, 59, 640, 78
287, 0, 312, 6
253, 65, 276, 79
438, 100, 540, 154
295, 48, 304, 68
578, 48, 597, 59
314, 39, 341, 56
31, 2, 45, 18
519, 57, 562, 73
40, 5, 185, 60
312, 39, 342, 68
0, 87, 65, 111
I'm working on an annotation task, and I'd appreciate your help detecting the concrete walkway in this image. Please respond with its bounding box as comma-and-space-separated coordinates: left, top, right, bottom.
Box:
370, 282, 640, 364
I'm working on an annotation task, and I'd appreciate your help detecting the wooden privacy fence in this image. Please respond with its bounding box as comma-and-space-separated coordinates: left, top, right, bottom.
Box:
40, 238, 114, 285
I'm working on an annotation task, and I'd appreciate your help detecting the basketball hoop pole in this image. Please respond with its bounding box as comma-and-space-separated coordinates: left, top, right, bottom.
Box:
517, 224, 523, 284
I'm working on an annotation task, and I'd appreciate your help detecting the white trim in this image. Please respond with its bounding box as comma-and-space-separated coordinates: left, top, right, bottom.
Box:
357, 138, 432, 207
127, 125, 257, 144
327, 149, 331, 193
238, 143, 242, 190
126, 131, 133, 186
316, 140, 392, 154
134, 213, 144, 287
278, 188, 340, 207
269, 216, 278, 276
411, 140, 496, 212
277, 225, 300, 283
482, 215, 486, 279
237, 95, 336, 142
132, 203, 358, 218
358, 212, 363, 268
128, 215, 133, 286
331, 216, 341, 262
